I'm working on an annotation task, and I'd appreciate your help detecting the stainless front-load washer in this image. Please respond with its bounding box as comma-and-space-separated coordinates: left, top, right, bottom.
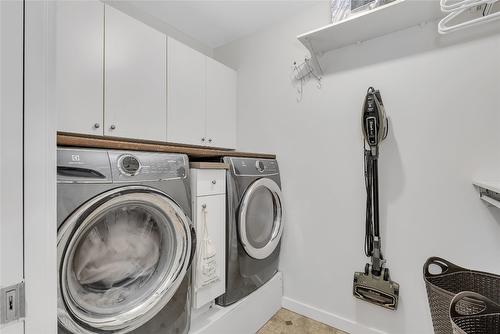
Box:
57, 148, 195, 334
216, 157, 284, 306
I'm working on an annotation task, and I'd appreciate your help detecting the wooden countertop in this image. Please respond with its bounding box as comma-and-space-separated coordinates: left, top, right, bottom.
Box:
57, 133, 276, 160
189, 162, 230, 169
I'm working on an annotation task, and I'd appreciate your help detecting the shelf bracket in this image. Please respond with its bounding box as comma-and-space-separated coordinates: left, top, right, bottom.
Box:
302, 38, 324, 75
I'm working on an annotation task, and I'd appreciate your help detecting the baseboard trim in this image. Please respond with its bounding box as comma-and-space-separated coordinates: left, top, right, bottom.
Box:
282, 297, 386, 334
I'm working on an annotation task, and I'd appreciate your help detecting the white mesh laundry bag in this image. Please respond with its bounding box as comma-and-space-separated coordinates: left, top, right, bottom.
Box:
196, 205, 218, 289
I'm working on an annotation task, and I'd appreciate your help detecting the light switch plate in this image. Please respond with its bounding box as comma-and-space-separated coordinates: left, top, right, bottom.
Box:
0, 282, 25, 325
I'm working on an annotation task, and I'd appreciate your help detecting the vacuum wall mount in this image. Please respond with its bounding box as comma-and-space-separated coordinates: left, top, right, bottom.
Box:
353, 87, 399, 310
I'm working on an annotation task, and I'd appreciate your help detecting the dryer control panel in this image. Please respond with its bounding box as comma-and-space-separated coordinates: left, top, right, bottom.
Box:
230, 157, 279, 176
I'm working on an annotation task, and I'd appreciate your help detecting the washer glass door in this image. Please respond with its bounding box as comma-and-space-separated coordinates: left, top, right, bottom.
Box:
238, 178, 284, 260
58, 186, 192, 334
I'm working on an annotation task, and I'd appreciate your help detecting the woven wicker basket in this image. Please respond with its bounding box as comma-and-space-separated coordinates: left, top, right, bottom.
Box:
423, 257, 500, 334
450, 291, 500, 334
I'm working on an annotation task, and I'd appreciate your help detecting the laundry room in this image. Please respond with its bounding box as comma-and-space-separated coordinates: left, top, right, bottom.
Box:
1, 0, 500, 333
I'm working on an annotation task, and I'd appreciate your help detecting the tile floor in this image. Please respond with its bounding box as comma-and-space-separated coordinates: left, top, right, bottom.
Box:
257, 308, 348, 334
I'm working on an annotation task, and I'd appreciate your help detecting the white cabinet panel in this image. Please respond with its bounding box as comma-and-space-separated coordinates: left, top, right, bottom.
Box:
1, 0, 24, 288
105, 5, 166, 141
1, 1, 24, 333
54, 4, 237, 147
55, 0, 104, 135
190, 169, 226, 309
206, 58, 237, 149
166, 39, 237, 149
195, 169, 226, 196
167, 37, 206, 146
24, 2, 58, 331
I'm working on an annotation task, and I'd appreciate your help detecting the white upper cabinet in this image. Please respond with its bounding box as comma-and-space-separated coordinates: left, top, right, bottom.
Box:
206, 58, 237, 149
55, 4, 237, 148
104, 5, 167, 141
167, 37, 237, 149
167, 37, 207, 146
55, 1, 104, 136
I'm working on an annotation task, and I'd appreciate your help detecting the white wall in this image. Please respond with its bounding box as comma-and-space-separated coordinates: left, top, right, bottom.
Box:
104, 0, 214, 57
215, 3, 500, 333
0, 1, 24, 332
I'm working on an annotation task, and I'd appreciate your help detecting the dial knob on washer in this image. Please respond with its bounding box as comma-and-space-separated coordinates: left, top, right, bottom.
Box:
119, 155, 141, 176
256, 160, 265, 173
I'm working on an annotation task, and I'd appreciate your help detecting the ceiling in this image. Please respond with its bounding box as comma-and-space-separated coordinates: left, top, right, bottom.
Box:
126, 1, 321, 49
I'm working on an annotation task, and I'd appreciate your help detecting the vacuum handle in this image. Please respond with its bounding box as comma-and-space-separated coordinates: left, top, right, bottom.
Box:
450, 291, 500, 319
423, 257, 467, 278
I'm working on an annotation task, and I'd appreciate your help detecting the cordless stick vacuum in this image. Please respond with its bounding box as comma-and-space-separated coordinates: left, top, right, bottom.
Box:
353, 87, 400, 310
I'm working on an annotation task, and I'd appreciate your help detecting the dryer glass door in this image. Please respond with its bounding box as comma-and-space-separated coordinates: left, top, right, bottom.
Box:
238, 178, 284, 260
57, 186, 192, 334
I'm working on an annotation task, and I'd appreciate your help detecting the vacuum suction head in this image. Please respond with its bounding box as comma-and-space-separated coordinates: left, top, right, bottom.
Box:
353, 266, 399, 310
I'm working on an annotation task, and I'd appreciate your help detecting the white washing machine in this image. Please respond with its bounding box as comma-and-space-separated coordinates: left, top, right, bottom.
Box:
57, 148, 195, 334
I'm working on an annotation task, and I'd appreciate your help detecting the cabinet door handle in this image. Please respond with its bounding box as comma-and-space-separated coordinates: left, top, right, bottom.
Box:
110, 124, 116, 130
201, 137, 206, 142
202, 204, 207, 209
208, 138, 212, 143
211, 180, 217, 185
94, 123, 100, 129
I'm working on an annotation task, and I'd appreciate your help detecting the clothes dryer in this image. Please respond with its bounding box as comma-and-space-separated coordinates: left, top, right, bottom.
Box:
216, 157, 284, 306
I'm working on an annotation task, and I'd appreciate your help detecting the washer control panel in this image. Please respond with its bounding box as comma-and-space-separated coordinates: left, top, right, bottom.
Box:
57, 148, 188, 183
110, 151, 187, 182
118, 155, 141, 176
230, 157, 279, 176
57, 148, 112, 183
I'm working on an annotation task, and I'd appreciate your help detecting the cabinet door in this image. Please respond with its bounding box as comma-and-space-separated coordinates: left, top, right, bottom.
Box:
167, 37, 206, 146
194, 194, 226, 309
55, 0, 104, 135
105, 5, 166, 141
206, 58, 237, 149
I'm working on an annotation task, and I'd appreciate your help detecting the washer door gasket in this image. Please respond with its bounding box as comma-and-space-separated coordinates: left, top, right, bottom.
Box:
238, 178, 284, 260
57, 186, 192, 334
